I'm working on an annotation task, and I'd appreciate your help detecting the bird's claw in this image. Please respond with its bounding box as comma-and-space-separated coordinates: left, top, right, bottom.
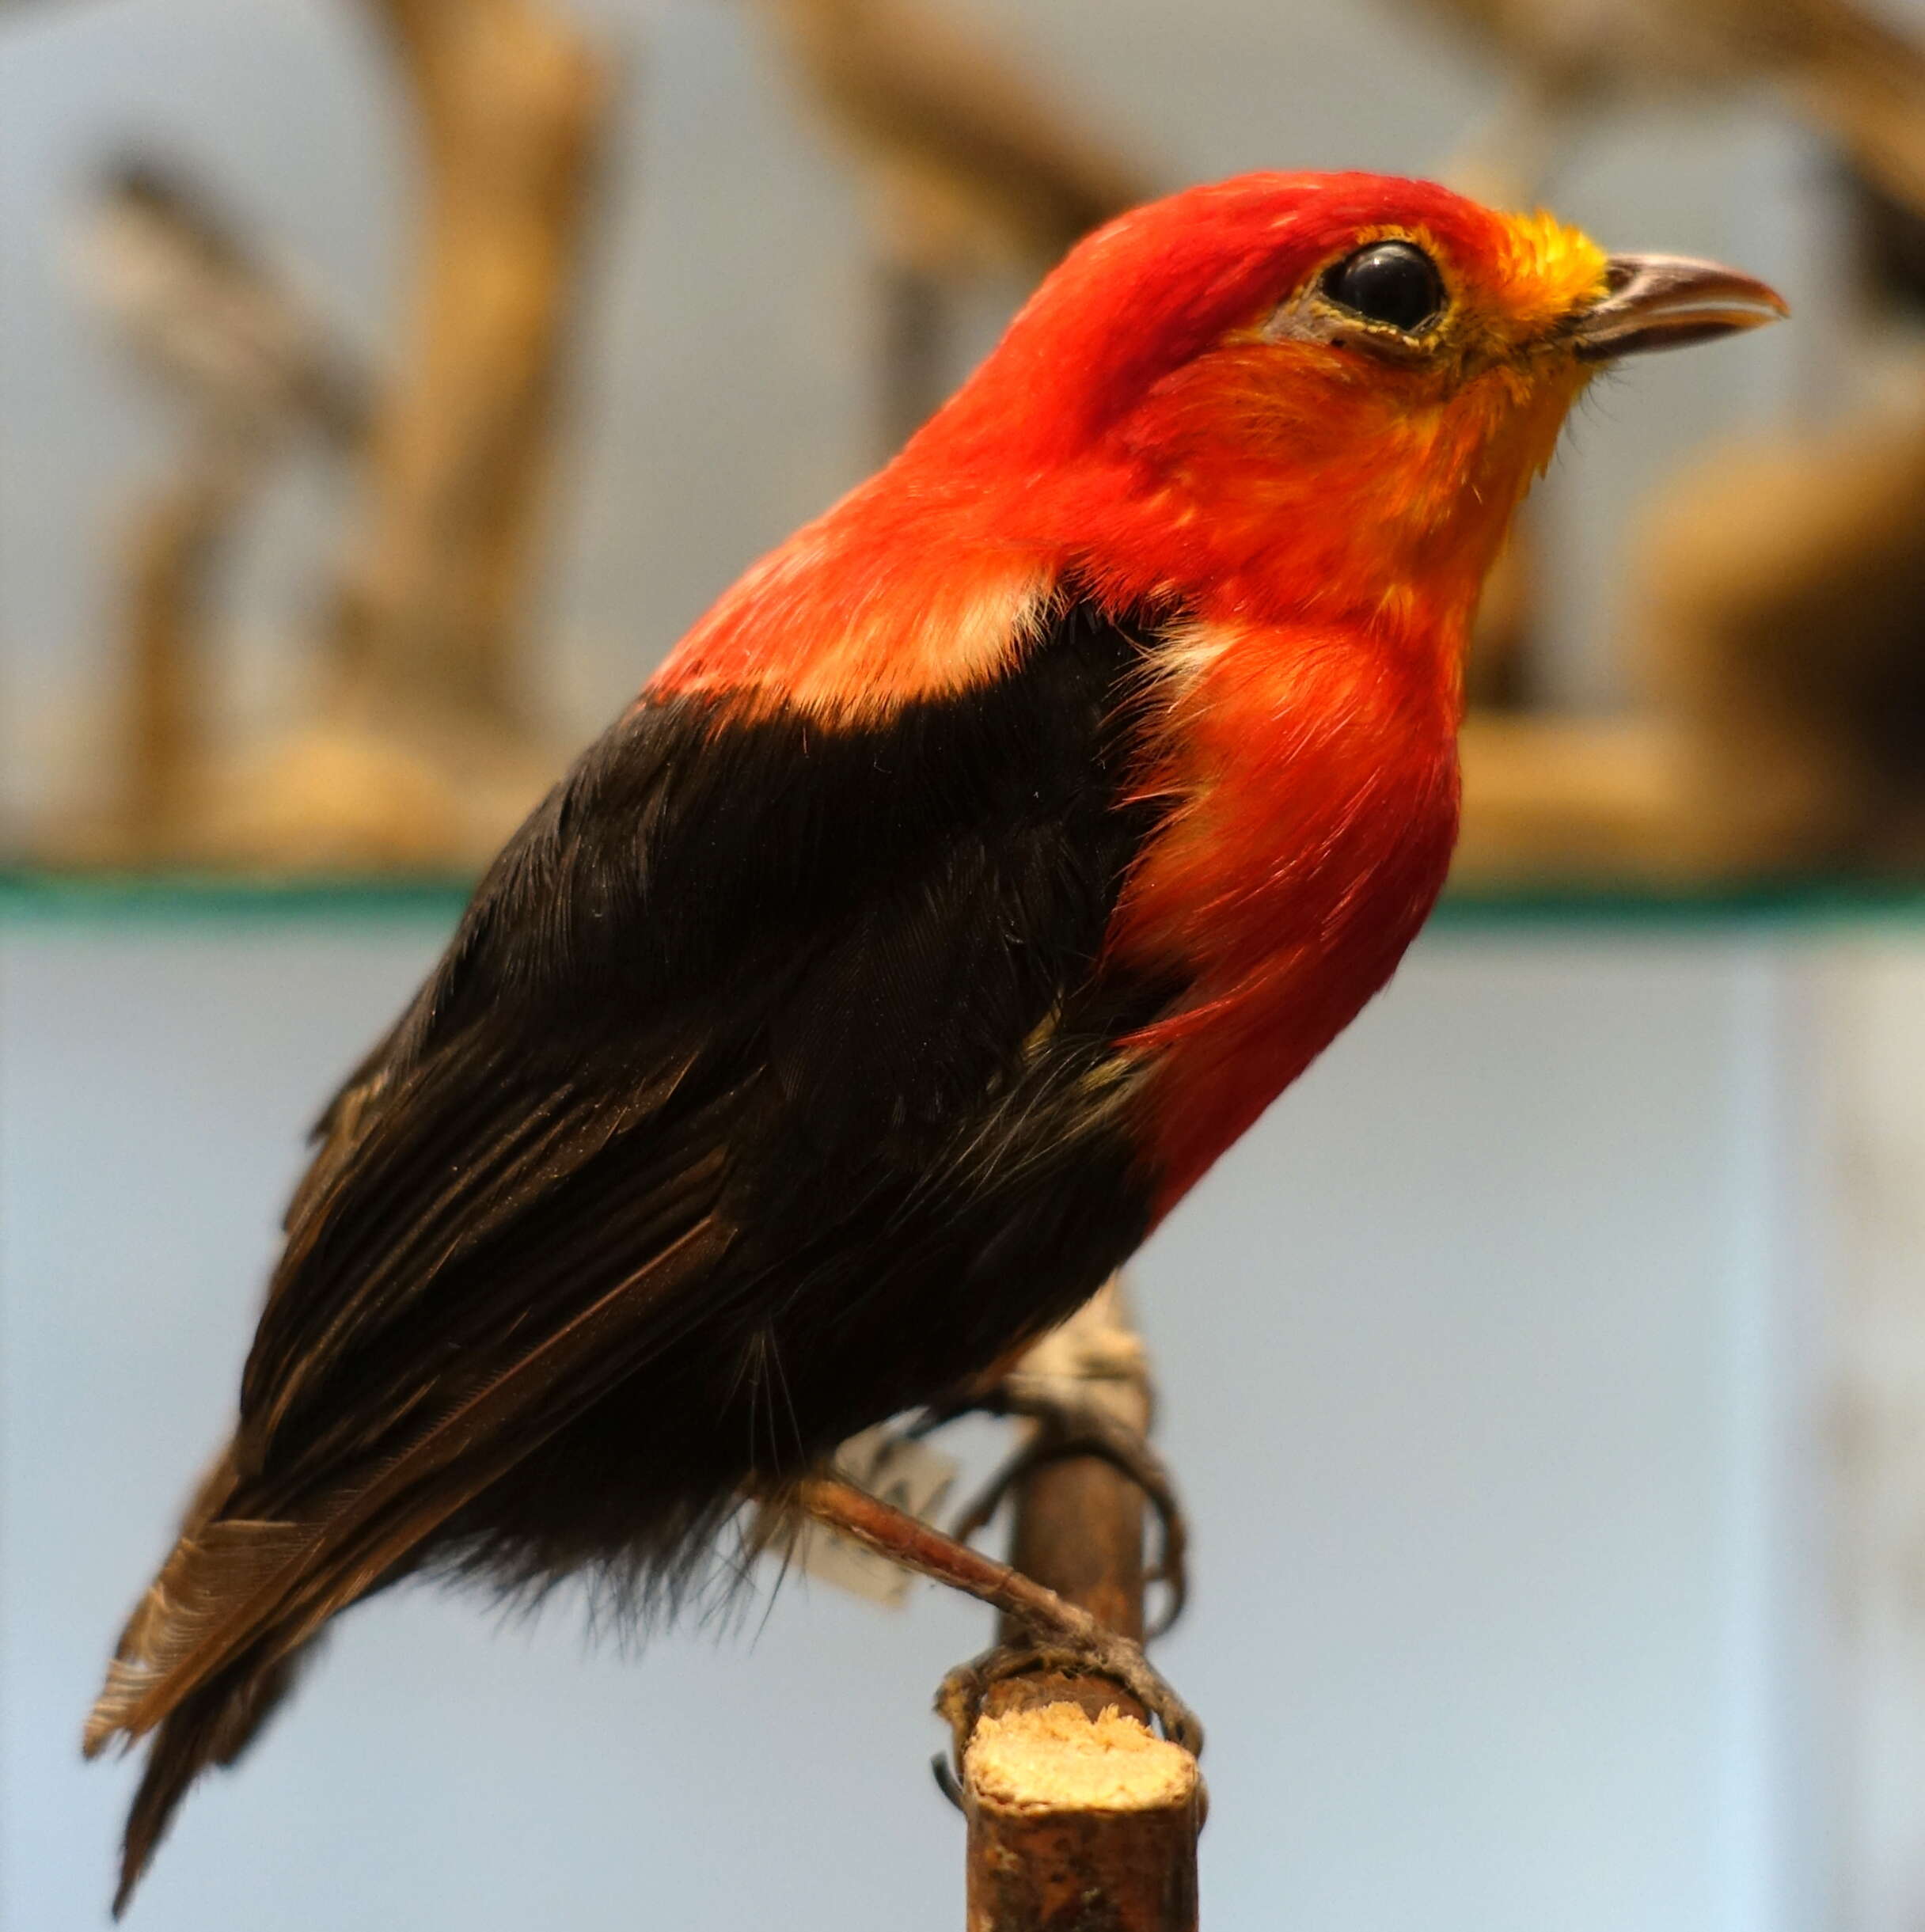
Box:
921, 1390, 1190, 1636
936, 1632, 1205, 1767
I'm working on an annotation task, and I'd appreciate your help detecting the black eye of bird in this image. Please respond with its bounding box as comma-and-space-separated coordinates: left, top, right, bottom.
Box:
1323, 241, 1445, 334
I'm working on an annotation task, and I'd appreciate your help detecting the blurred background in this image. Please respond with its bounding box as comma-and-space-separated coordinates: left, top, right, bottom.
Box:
5, 0, 1925, 1926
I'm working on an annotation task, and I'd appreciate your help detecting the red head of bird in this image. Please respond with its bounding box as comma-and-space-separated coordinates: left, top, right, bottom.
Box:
665, 171, 1783, 715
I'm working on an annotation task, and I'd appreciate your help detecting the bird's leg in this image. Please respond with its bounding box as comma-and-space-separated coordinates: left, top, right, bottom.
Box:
913, 1376, 1190, 1637
789, 1475, 1202, 1758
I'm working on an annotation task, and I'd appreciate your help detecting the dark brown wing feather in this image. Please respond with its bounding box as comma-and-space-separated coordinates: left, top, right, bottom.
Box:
85, 596, 1171, 1911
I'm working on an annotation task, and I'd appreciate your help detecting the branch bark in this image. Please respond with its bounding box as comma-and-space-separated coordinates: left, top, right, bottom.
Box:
959, 1283, 1202, 1932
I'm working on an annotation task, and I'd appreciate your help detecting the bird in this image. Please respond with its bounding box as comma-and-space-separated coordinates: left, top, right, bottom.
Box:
83, 170, 1784, 1911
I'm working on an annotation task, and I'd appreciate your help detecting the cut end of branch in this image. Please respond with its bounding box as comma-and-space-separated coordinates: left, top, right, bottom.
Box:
965, 1703, 1197, 1816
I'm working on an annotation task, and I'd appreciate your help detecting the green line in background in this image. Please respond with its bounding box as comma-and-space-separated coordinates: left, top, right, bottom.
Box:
6, 867, 1925, 932
1429, 880, 1925, 931
0, 870, 475, 925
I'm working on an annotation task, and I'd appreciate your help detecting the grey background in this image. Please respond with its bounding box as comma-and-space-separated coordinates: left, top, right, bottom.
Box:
1, 915, 1821, 1930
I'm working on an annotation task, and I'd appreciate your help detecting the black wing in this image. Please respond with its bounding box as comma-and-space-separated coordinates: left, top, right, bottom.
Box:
88, 594, 1175, 1859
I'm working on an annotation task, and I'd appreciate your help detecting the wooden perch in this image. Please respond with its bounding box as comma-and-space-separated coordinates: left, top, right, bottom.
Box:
788, 1285, 1200, 1923
966, 1703, 1199, 1932
958, 1283, 1202, 1932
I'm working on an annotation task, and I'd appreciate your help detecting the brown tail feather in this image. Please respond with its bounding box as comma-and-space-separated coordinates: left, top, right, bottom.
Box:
110, 1654, 296, 1918
93, 1213, 729, 1758
85, 1446, 246, 1757
85, 1448, 315, 1912
88, 1215, 733, 1907
83, 1506, 328, 1757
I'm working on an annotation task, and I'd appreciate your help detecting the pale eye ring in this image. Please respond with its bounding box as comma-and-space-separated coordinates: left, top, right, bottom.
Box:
1323, 241, 1445, 334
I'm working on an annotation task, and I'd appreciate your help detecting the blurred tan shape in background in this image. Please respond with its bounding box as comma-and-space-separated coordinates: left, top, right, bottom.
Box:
749, 0, 1149, 451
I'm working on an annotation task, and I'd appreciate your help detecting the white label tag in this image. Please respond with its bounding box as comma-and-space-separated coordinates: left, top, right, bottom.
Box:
792, 1423, 960, 1608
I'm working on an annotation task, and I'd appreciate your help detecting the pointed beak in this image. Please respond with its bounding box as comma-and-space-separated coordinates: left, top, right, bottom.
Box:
1570, 253, 1789, 360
